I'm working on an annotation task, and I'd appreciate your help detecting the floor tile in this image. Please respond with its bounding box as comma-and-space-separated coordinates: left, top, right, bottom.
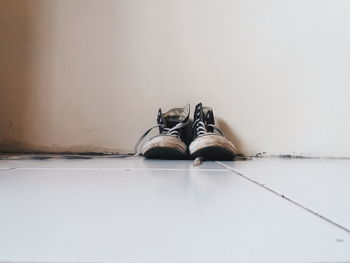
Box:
219, 158, 350, 231
0, 161, 349, 262
0, 155, 226, 170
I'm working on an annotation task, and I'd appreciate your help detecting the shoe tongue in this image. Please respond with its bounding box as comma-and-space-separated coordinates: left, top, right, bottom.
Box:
204, 109, 214, 132
194, 103, 204, 122
157, 109, 167, 133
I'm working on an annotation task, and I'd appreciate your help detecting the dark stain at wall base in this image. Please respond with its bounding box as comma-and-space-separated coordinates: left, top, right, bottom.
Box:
61, 155, 92, 160
29, 156, 53, 160
0, 153, 135, 160
278, 154, 313, 159
0, 140, 124, 156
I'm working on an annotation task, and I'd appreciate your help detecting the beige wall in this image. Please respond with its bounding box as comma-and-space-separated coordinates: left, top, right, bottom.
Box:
1, 0, 350, 157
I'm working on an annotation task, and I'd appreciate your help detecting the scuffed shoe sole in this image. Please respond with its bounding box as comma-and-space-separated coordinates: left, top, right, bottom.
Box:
189, 134, 236, 160
144, 147, 187, 159
190, 146, 235, 160
142, 135, 187, 160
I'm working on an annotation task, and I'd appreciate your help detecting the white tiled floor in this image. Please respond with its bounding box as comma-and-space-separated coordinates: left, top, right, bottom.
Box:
220, 158, 350, 231
0, 155, 349, 262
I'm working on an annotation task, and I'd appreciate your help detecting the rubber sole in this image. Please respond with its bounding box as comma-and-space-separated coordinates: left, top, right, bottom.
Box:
190, 146, 235, 160
143, 147, 187, 160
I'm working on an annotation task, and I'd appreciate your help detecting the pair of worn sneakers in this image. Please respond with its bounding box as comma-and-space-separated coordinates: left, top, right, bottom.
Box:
135, 103, 236, 160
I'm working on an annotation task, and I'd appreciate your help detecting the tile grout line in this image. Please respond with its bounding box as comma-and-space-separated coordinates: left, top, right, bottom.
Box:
1, 262, 349, 263
216, 161, 350, 234
11, 167, 230, 172
0, 168, 15, 172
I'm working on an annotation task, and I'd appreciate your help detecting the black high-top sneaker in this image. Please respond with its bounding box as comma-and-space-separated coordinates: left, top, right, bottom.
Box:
189, 103, 236, 160
135, 105, 190, 159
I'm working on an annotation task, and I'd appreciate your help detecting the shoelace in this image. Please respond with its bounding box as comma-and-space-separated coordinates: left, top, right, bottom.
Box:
193, 118, 224, 137
162, 127, 180, 137
134, 121, 188, 154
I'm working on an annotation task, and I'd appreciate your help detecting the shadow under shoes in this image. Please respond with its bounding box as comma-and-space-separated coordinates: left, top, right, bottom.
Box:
189, 103, 236, 160
135, 105, 190, 159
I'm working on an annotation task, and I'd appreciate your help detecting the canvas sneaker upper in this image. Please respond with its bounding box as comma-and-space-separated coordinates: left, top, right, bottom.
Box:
135, 104, 190, 159
189, 103, 236, 160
